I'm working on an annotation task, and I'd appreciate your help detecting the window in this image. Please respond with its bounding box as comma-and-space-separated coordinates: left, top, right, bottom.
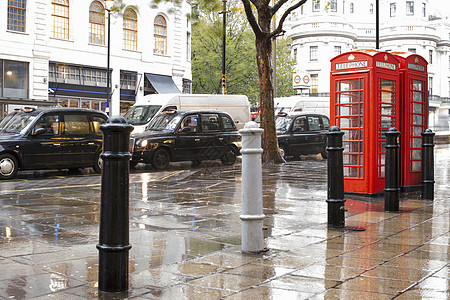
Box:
408, 48, 416, 53
335, 78, 364, 178
406, 1, 414, 16
350, 3, 354, 13
343, 0, 345, 13
186, 32, 191, 61
63, 114, 90, 135
123, 8, 137, 50
309, 46, 318, 61
428, 77, 433, 95
370, 3, 373, 14
390, 3, 396, 17
201, 114, 220, 132
221, 116, 235, 131
422, 3, 426, 17
89, 1, 105, 45
308, 116, 321, 131
120, 71, 136, 89
335, 46, 342, 55
1, 60, 29, 98
35, 114, 59, 135
293, 48, 297, 60
92, 115, 107, 134
330, 0, 337, 12
429, 50, 433, 64
310, 74, 318, 94
52, 0, 69, 39
293, 116, 306, 131
180, 115, 199, 133
8, 0, 26, 32
312, 0, 320, 11
154, 15, 167, 55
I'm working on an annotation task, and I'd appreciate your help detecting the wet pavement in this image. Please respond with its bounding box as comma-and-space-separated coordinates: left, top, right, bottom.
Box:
0, 145, 449, 299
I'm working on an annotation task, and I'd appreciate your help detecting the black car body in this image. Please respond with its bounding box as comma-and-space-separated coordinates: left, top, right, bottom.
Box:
276, 112, 330, 159
131, 110, 242, 170
0, 108, 108, 179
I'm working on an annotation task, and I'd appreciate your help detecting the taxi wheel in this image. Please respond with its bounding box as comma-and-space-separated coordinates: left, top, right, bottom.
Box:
93, 152, 103, 173
151, 148, 170, 170
0, 154, 19, 180
221, 148, 237, 166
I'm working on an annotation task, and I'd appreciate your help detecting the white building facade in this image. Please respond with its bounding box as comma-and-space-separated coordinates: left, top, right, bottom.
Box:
287, 0, 450, 131
0, 0, 192, 117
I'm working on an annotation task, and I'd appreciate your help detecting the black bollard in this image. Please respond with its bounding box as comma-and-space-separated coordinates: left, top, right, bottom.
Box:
384, 127, 400, 212
97, 116, 133, 293
421, 129, 435, 201
326, 126, 346, 228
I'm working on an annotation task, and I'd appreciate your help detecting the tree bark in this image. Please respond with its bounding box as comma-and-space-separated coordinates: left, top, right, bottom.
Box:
255, 35, 284, 165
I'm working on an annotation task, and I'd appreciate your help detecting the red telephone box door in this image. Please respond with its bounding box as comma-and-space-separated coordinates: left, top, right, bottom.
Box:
332, 74, 368, 192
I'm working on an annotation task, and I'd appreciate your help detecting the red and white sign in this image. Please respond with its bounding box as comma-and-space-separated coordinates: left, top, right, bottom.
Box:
293, 73, 310, 89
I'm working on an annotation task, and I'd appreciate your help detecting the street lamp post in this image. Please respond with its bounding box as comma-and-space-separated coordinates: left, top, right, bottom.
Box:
105, 0, 114, 115
220, 0, 227, 94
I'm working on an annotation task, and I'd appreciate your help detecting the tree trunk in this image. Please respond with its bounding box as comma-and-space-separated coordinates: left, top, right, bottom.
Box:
255, 35, 284, 165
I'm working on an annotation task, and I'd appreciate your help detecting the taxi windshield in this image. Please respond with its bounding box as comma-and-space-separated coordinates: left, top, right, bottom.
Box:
275, 116, 293, 132
146, 113, 182, 131
124, 105, 162, 125
1, 113, 36, 133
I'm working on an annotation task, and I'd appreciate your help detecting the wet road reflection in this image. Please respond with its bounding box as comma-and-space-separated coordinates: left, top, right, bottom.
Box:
0, 148, 448, 298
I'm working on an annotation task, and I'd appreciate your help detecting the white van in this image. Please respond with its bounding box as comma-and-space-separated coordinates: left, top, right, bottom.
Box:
124, 93, 251, 133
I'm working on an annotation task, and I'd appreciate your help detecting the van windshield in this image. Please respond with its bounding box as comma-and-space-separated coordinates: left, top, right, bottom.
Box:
124, 105, 162, 125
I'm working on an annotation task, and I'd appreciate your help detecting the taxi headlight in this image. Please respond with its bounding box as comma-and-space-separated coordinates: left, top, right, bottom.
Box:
233, 141, 242, 149
139, 139, 148, 148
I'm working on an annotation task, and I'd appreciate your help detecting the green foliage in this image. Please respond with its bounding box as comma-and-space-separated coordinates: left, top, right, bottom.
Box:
191, 2, 260, 107
276, 37, 295, 98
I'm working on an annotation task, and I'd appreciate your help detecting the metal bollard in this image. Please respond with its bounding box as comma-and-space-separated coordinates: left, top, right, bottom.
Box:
239, 121, 265, 253
326, 126, 346, 228
97, 116, 133, 293
421, 129, 435, 201
384, 127, 401, 212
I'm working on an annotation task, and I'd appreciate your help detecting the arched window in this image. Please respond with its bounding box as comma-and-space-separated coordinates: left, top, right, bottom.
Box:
123, 8, 137, 50
154, 15, 167, 55
8, 0, 27, 32
52, 0, 69, 39
350, 3, 354, 13
89, 1, 105, 45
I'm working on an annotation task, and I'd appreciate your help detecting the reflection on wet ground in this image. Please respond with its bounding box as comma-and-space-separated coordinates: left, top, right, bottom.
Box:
0, 148, 449, 299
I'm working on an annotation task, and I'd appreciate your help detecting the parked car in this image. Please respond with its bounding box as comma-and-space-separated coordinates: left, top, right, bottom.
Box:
276, 112, 330, 159
131, 110, 242, 170
0, 107, 108, 179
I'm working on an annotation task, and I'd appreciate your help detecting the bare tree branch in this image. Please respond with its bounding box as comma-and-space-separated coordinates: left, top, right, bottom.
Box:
269, 0, 307, 39
241, 0, 263, 37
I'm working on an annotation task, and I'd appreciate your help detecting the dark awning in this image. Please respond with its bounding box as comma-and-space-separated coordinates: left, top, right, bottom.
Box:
144, 73, 180, 93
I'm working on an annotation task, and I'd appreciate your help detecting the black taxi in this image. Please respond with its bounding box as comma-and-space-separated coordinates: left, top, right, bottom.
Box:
0, 107, 108, 179
131, 110, 242, 170
276, 112, 330, 159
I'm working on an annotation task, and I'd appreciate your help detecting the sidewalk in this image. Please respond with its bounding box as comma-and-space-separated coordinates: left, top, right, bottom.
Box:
0, 145, 449, 299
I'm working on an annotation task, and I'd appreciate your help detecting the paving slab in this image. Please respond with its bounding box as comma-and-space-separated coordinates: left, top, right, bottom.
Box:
0, 146, 448, 299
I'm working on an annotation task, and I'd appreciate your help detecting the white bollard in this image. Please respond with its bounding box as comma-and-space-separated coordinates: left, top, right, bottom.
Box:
239, 121, 265, 253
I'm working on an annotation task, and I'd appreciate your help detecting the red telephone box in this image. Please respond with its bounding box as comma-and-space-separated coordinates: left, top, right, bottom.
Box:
330, 49, 401, 194
391, 52, 428, 190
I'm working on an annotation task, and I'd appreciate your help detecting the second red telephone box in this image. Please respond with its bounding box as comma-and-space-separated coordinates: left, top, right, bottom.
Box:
330, 49, 401, 195
391, 52, 428, 190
